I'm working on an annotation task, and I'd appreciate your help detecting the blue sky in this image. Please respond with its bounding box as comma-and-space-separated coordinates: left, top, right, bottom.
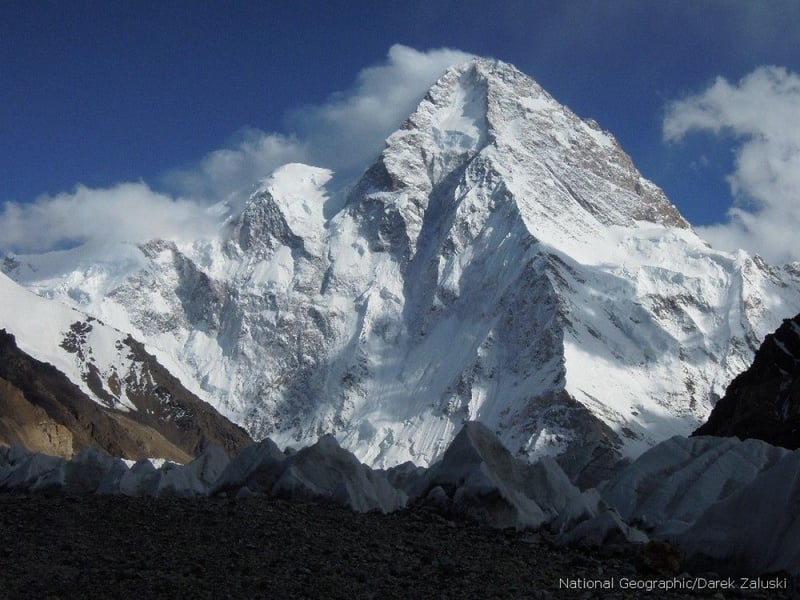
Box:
3, 1, 800, 262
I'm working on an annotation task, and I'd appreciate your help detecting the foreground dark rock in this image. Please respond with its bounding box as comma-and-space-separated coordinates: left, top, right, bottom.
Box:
695, 313, 800, 449
1, 492, 790, 600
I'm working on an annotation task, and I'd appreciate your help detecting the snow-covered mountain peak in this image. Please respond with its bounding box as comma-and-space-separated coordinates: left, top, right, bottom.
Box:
227, 163, 332, 258
5, 56, 800, 470
349, 57, 689, 269
254, 163, 332, 225
401, 60, 491, 165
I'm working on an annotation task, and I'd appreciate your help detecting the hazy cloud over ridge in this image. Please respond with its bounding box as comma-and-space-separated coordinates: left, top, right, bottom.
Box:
162, 130, 308, 203
165, 44, 473, 200
290, 44, 474, 172
1, 45, 472, 254
665, 66, 800, 264
0, 183, 219, 254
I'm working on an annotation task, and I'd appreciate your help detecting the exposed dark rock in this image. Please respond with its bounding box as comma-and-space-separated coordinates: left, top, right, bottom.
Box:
557, 440, 630, 490
635, 541, 683, 577
0, 377, 74, 458
232, 188, 306, 256
695, 314, 800, 449
119, 335, 252, 457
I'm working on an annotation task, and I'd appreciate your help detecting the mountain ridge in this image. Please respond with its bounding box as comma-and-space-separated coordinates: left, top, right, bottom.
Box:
5, 57, 800, 468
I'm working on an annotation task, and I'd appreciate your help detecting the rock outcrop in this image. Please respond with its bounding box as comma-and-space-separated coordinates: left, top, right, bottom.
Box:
695, 313, 800, 449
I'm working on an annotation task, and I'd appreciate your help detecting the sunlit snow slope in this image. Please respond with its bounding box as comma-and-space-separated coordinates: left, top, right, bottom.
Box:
0, 272, 251, 459
6, 58, 800, 467
0, 271, 148, 413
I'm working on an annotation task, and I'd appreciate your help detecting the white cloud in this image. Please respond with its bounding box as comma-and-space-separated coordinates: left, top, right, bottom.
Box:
164, 44, 473, 199
291, 44, 474, 171
0, 183, 218, 254
1, 45, 473, 255
664, 66, 800, 264
162, 129, 307, 202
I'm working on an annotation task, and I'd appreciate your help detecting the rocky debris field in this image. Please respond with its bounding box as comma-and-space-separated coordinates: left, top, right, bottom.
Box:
0, 492, 794, 600
5, 425, 800, 581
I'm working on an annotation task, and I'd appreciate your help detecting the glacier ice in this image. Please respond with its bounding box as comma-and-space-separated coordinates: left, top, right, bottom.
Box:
409, 421, 582, 529
3, 423, 800, 575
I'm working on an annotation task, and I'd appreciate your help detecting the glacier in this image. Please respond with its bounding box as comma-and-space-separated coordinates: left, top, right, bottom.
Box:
5, 57, 800, 468
4, 424, 799, 575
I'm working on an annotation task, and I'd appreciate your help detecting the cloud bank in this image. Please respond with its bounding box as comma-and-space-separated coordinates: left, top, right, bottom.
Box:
2, 45, 472, 255
664, 66, 800, 264
0, 183, 219, 254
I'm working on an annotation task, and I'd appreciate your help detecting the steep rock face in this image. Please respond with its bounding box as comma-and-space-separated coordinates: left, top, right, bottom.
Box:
0, 376, 74, 459
6, 58, 800, 467
0, 328, 252, 461
694, 313, 800, 448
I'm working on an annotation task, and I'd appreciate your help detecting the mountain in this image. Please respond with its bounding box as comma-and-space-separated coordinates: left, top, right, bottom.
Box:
0, 272, 252, 460
694, 313, 800, 448
5, 58, 800, 468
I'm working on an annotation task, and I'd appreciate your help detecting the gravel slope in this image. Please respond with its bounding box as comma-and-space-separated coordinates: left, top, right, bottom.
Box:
0, 493, 794, 599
